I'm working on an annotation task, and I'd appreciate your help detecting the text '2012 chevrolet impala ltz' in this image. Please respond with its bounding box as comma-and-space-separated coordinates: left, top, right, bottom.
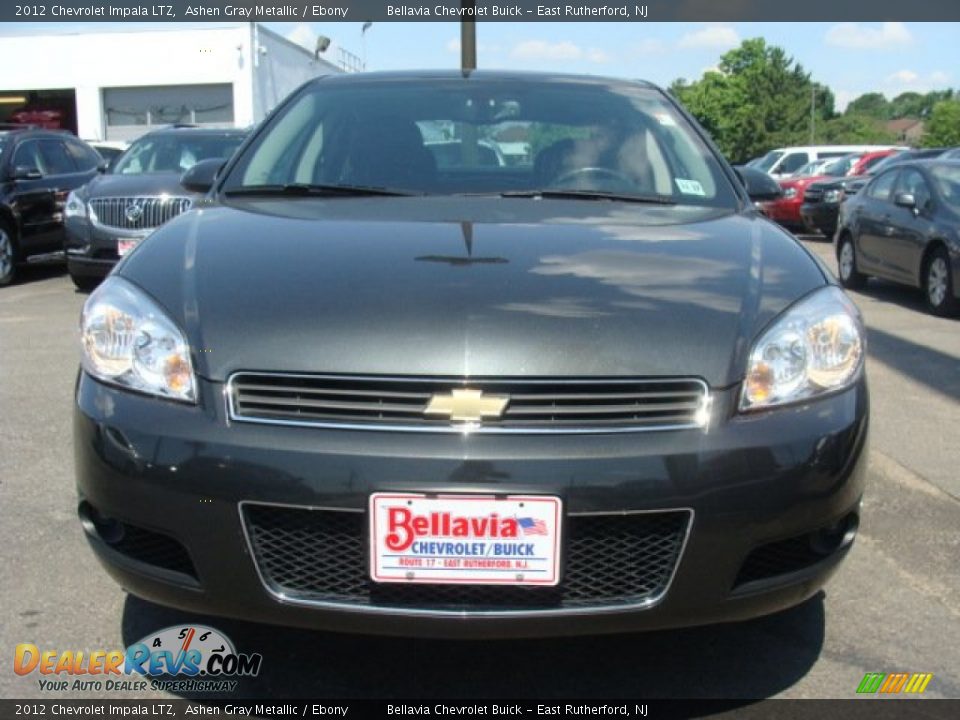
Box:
74, 72, 868, 637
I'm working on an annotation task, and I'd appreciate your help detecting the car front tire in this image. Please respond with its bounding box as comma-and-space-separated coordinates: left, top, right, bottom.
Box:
924, 246, 958, 317
69, 271, 101, 293
0, 222, 17, 287
838, 235, 866, 290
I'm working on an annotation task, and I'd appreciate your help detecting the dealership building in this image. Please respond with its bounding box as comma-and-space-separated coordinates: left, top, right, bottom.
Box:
0, 23, 343, 141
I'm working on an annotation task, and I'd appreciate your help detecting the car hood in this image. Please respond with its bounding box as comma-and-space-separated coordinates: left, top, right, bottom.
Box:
82, 172, 196, 198
118, 198, 827, 386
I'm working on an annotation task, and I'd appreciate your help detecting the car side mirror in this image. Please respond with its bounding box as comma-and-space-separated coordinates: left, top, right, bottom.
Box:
894, 192, 916, 210
734, 166, 782, 202
97, 159, 109, 173
180, 158, 226, 194
13, 165, 42, 181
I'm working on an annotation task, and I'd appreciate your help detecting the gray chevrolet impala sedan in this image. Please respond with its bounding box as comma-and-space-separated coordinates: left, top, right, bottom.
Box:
75, 71, 868, 637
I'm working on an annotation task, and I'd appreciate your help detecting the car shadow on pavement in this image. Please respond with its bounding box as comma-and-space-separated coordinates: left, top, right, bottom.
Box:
121, 592, 825, 702
856, 277, 934, 315
867, 326, 960, 403
7, 262, 66, 286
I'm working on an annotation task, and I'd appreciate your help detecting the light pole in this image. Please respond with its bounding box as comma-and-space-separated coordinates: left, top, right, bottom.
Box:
461, 1, 476, 71
361, 22, 372, 71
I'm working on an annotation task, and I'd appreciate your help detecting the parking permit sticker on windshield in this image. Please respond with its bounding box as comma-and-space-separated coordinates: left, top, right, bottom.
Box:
676, 178, 706, 196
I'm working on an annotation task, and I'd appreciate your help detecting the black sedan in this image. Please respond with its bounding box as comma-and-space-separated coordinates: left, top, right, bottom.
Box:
835, 160, 960, 316
75, 71, 868, 637
0, 127, 102, 286
64, 126, 246, 290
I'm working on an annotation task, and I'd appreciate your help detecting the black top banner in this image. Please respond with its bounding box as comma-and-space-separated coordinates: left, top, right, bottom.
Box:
4, 0, 960, 22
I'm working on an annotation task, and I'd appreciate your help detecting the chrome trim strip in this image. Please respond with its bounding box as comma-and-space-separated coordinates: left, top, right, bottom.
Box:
238, 501, 694, 619
225, 372, 711, 436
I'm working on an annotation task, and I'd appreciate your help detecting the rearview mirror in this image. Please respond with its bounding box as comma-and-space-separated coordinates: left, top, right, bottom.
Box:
13, 165, 42, 181
180, 158, 226, 194
734, 166, 782, 202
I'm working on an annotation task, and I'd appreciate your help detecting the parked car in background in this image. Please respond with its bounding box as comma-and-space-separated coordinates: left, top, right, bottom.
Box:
801, 148, 950, 237
64, 126, 247, 290
425, 139, 506, 168
835, 160, 960, 316
0, 127, 102, 286
764, 152, 895, 231
85, 140, 129, 166
752, 144, 902, 180
937, 147, 960, 160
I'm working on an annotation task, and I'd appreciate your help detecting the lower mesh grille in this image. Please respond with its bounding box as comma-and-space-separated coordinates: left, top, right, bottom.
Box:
734, 516, 855, 587
242, 504, 690, 612
107, 523, 197, 578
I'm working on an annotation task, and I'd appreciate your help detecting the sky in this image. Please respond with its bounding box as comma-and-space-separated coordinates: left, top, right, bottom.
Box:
280, 21, 959, 111
2, 21, 957, 111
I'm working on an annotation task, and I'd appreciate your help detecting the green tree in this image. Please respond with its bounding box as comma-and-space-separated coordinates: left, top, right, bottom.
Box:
921, 100, 960, 146
670, 38, 833, 162
844, 92, 890, 120
819, 115, 896, 144
889, 90, 953, 120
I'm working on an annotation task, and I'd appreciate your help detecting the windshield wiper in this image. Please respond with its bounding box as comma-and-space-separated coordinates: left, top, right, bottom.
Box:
224, 183, 420, 197
499, 189, 676, 205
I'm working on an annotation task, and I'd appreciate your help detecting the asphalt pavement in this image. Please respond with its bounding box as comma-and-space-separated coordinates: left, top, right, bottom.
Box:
1, 237, 958, 702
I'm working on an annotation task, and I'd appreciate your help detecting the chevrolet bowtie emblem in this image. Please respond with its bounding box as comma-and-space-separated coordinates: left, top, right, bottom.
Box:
424, 388, 509, 424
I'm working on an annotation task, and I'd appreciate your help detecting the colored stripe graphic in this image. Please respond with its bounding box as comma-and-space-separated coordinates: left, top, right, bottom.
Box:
904, 673, 933, 694
857, 672, 932, 694
857, 673, 885, 694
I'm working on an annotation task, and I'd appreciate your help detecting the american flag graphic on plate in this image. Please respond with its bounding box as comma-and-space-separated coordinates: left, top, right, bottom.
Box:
517, 516, 548, 536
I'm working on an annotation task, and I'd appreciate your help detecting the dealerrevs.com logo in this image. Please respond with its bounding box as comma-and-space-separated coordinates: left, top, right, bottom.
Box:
14, 625, 262, 693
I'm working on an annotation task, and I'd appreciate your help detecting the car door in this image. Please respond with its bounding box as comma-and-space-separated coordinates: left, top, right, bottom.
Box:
882, 168, 937, 285
854, 169, 900, 277
8, 139, 59, 257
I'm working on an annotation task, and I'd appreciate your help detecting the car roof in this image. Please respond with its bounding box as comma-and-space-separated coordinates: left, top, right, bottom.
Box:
0, 127, 77, 143
137, 126, 247, 139
309, 69, 659, 90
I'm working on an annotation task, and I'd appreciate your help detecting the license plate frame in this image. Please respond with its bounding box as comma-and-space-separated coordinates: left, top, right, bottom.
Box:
369, 493, 562, 586
117, 238, 141, 257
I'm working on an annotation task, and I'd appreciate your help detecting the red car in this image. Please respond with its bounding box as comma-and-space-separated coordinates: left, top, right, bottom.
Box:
763, 150, 896, 229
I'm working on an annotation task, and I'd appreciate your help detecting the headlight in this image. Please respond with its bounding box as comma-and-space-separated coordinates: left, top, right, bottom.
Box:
80, 277, 196, 402
741, 286, 864, 411
782, 187, 797, 199
64, 190, 86, 219
823, 189, 843, 203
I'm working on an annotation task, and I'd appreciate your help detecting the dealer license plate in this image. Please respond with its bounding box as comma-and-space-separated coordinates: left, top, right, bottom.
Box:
369, 493, 562, 586
117, 238, 140, 257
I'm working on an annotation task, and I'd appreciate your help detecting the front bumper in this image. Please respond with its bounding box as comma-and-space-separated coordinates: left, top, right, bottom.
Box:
75, 373, 868, 637
762, 197, 803, 226
799, 203, 840, 236
64, 217, 150, 279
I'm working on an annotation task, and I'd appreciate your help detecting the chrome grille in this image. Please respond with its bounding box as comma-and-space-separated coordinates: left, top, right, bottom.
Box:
241, 504, 691, 613
227, 373, 710, 433
89, 196, 193, 231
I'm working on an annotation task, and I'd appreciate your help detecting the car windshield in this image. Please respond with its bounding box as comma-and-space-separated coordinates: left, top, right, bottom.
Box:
930, 164, 960, 210
822, 154, 860, 177
753, 150, 785, 173
222, 78, 739, 207
112, 133, 243, 175
791, 160, 821, 177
